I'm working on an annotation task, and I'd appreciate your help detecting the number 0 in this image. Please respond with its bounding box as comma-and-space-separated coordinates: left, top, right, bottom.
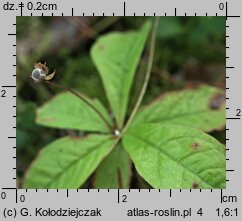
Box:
1, 192, 6, 199
20, 195, 25, 202
219, 3, 224, 10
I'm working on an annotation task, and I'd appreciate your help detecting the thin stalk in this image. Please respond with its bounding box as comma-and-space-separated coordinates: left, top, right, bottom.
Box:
92, 17, 121, 34
44, 81, 113, 132
122, 17, 159, 135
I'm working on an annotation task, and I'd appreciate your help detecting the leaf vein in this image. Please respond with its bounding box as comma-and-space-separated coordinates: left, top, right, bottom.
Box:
127, 133, 214, 188
45, 137, 113, 187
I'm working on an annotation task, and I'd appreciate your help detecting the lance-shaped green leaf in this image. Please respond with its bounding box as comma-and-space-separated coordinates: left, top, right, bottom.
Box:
132, 85, 225, 132
91, 22, 151, 129
36, 92, 112, 133
122, 123, 226, 189
24, 134, 116, 189
93, 144, 132, 188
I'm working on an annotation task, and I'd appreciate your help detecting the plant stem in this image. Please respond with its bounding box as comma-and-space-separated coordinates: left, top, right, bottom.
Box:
44, 81, 113, 132
92, 17, 121, 34
122, 17, 159, 135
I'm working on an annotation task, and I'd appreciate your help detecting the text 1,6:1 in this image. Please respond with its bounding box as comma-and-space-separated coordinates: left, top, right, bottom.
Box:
216, 208, 238, 217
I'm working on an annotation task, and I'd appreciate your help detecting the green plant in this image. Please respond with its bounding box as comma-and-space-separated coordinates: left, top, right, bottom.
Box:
24, 19, 226, 189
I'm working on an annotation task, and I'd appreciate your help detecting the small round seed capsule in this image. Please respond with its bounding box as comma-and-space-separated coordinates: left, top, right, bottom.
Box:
31, 62, 56, 83
31, 68, 46, 83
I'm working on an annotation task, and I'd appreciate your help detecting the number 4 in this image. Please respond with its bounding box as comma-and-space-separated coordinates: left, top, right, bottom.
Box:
197, 208, 203, 216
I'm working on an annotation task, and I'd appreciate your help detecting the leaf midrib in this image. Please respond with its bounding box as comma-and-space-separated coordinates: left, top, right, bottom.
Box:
44, 137, 113, 188
116, 34, 145, 127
